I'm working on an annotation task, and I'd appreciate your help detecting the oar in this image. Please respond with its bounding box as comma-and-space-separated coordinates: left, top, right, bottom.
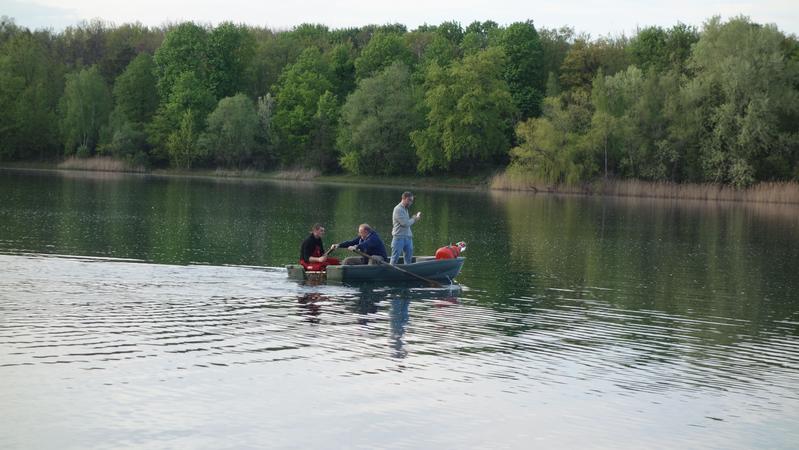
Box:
352, 249, 443, 288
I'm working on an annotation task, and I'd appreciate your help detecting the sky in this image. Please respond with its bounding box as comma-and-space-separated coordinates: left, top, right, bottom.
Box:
3, 0, 798, 37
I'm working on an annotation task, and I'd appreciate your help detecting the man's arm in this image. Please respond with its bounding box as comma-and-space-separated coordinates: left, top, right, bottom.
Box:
339, 237, 359, 248
393, 204, 416, 227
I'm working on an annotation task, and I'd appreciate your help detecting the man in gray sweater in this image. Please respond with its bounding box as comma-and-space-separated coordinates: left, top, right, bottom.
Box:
391, 191, 422, 264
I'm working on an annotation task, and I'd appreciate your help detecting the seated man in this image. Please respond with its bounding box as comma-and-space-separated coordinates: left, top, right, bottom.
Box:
332, 223, 388, 265
300, 223, 339, 271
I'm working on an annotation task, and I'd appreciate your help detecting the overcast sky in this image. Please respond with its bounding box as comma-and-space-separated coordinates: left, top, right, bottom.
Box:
4, 0, 798, 37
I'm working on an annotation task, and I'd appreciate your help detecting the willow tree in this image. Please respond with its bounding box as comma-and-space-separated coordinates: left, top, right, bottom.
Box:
686, 16, 799, 186
509, 93, 596, 185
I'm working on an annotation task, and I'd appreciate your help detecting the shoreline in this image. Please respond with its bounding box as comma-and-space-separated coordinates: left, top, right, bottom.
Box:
3, 161, 799, 205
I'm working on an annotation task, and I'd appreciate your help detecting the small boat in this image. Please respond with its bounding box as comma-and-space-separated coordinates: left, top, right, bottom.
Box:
286, 256, 465, 284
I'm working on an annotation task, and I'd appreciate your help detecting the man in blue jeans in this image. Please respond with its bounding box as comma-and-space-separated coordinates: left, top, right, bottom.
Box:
390, 191, 421, 265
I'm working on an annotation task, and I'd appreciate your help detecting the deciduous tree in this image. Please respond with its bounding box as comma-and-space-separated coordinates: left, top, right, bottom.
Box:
199, 93, 259, 168
338, 62, 424, 175
500, 21, 546, 119
0, 30, 62, 160
112, 53, 158, 124
686, 16, 799, 186
153, 22, 208, 99
412, 47, 517, 172
207, 22, 256, 98
58, 65, 112, 156
271, 47, 335, 166
353, 32, 413, 80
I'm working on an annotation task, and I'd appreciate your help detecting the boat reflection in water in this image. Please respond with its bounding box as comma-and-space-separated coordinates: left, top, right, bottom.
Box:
296, 292, 326, 324
295, 282, 462, 358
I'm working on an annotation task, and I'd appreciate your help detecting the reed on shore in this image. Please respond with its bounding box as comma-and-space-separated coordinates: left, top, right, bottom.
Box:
12, 160, 799, 205
272, 168, 321, 180
58, 156, 145, 173
490, 171, 799, 204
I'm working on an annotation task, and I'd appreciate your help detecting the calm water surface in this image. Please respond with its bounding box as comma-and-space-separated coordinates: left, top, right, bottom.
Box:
1, 169, 798, 449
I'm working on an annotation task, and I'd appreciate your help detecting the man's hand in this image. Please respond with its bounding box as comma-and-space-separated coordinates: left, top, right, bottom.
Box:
414, 211, 422, 221
348, 245, 357, 251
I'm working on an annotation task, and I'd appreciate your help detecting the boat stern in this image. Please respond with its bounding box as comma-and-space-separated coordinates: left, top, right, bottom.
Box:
286, 264, 306, 280
326, 264, 343, 282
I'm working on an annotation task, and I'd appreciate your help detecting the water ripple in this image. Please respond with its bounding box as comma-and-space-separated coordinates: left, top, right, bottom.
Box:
1, 253, 798, 449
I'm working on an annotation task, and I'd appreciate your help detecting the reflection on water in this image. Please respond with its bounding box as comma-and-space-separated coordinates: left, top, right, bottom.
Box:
297, 292, 326, 324
2, 253, 799, 448
1, 170, 799, 449
390, 298, 410, 358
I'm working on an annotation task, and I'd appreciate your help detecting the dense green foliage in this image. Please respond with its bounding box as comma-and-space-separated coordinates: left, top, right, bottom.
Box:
271, 47, 336, 168
412, 47, 517, 172
499, 21, 545, 119
200, 93, 260, 168
0, 28, 63, 160
58, 66, 112, 156
510, 17, 799, 187
1, 15, 797, 186
338, 62, 424, 174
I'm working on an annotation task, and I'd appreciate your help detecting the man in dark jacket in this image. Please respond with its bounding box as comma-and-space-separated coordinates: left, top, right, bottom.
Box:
332, 223, 388, 265
300, 223, 339, 271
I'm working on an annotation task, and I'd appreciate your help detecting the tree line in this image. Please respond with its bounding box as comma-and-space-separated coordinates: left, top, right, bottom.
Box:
1, 15, 797, 187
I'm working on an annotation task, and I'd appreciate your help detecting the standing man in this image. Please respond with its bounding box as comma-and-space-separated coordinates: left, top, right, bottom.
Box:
391, 191, 421, 265
300, 223, 339, 271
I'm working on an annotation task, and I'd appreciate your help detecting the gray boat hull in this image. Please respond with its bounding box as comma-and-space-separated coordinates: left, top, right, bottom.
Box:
286, 257, 465, 283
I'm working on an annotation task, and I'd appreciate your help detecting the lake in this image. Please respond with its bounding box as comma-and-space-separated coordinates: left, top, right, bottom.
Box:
1, 169, 798, 449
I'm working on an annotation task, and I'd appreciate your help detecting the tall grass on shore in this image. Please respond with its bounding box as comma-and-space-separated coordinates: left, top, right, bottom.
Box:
272, 168, 321, 181
58, 156, 145, 173
490, 171, 799, 204
212, 167, 260, 178
489, 171, 593, 195
600, 180, 799, 204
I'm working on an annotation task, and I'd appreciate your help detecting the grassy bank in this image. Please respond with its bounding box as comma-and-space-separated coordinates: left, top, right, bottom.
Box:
318, 173, 490, 189
5, 159, 799, 204
2, 159, 323, 181
490, 171, 799, 204
58, 156, 146, 172
150, 167, 322, 181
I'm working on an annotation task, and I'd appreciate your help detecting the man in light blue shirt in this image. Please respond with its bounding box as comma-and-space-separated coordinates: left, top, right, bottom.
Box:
391, 191, 421, 264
